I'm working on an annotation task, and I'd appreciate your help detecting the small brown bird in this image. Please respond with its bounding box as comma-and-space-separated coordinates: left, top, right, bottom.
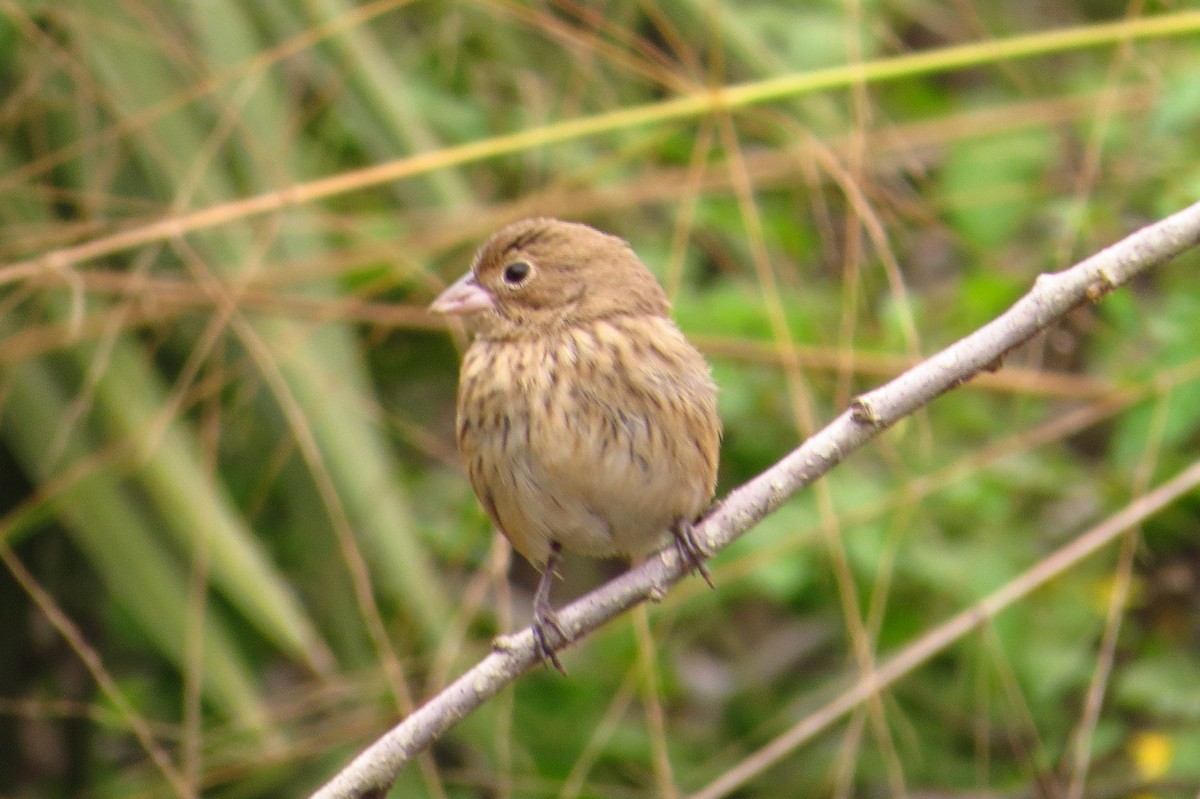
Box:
430, 218, 721, 671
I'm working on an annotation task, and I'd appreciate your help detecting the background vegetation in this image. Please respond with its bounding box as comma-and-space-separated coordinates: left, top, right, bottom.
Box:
1, 1, 1199, 797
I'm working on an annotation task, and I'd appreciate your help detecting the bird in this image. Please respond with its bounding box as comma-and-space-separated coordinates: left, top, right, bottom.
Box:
429, 217, 721, 672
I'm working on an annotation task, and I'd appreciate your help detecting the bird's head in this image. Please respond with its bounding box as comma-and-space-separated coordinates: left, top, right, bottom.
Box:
429, 218, 670, 339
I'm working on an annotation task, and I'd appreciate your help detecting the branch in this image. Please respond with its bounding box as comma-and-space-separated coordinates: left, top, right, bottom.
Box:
309, 200, 1200, 799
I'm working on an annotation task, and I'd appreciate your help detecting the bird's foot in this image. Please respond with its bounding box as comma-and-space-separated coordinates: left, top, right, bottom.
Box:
533, 543, 569, 674
672, 518, 714, 589
532, 601, 569, 675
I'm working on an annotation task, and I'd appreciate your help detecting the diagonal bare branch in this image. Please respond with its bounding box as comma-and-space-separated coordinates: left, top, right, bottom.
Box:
309, 199, 1200, 799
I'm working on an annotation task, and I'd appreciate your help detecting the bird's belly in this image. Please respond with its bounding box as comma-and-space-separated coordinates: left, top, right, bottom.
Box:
534, 397, 702, 555
476, 400, 702, 568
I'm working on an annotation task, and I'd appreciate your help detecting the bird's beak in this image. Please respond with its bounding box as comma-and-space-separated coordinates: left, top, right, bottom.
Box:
429, 271, 494, 316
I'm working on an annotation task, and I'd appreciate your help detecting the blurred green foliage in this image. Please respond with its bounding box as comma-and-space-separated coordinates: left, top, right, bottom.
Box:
1, 1, 1199, 797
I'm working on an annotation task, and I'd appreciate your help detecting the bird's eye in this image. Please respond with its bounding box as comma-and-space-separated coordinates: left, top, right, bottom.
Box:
502, 261, 531, 285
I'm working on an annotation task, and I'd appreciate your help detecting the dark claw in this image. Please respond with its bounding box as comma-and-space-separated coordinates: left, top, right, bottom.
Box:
672, 518, 714, 589
533, 542, 569, 674
532, 605, 568, 675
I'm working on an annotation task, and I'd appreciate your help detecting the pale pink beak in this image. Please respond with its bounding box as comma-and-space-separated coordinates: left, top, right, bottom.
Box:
429, 271, 494, 315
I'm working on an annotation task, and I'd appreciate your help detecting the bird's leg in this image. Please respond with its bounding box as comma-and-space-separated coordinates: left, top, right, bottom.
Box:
533, 541, 569, 674
671, 517, 714, 589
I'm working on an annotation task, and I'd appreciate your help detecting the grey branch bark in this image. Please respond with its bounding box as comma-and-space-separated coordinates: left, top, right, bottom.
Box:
309, 200, 1200, 799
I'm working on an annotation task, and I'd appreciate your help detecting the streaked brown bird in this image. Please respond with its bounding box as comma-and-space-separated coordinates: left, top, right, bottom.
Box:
430, 218, 721, 671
